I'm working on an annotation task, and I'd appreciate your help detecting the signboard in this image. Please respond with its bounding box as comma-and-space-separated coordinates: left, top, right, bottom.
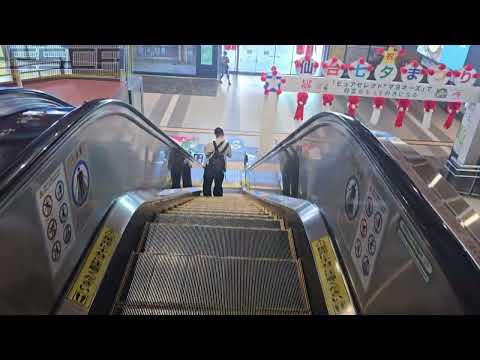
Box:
68, 226, 121, 311
311, 235, 355, 315
201, 45, 213, 65
283, 75, 480, 103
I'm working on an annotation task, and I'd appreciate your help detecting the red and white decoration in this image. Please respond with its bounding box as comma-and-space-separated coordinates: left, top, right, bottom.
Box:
425, 63, 450, 86
370, 97, 385, 125
260, 66, 286, 95
345, 57, 374, 81
395, 99, 411, 127
422, 100, 437, 129
444, 101, 462, 129
452, 64, 480, 88
294, 92, 309, 121
260, 45, 480, 132
400, 60, 424, 84
296, 45, 317, 60
321, 57, 344, 79
322, 93, 335, 112
292, 56, 319, 120
347, 96, 360, 117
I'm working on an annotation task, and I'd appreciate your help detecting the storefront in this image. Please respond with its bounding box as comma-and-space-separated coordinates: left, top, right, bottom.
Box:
131, 45, 219, 78
222, 45, 326, 75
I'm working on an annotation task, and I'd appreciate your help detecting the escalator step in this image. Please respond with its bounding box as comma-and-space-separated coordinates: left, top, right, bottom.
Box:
174, 204, 265, 212
117, 253, 310, 315
143, 223, 293, 259
171, 209, 267, 216
165, 210, 272, 218
155, 214, 282, 229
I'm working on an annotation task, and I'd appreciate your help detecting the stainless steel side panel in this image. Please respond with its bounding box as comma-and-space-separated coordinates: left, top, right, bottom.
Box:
246, 119, 464, 314
0, 103, 191, 314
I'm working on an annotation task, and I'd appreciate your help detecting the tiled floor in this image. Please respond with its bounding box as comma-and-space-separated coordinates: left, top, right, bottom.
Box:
21, 78, 128, 106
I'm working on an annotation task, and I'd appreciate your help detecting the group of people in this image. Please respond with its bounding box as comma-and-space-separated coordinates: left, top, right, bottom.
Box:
168, 127, 232, 197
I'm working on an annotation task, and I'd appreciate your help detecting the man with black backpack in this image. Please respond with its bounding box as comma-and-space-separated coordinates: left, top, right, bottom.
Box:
203, 127, 232, 197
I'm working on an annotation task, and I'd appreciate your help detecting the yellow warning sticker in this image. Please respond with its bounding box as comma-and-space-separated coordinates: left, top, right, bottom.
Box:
68, 226, 120, 311
311, 236, 356, 315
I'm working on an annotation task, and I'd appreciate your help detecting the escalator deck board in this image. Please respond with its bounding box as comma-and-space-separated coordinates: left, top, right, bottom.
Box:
143, 223, 294, 259
115, 253, 310, 315
155, 213, 282, 229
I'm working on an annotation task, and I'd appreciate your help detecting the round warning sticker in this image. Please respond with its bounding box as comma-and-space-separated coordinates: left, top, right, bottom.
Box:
71, 160, 89, 207
345, 176, 360, 221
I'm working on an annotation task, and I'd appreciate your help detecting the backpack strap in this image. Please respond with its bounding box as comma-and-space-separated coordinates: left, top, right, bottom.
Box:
217, 141, 228, 155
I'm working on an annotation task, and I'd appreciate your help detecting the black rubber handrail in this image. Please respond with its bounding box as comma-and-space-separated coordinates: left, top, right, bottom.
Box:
0, 87, 73, 107
0, 94, 201, 201
247, 111, 480, 313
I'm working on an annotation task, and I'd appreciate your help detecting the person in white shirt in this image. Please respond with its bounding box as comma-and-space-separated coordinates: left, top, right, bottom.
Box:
203, 127, 232, 196
219, 51, 231, 85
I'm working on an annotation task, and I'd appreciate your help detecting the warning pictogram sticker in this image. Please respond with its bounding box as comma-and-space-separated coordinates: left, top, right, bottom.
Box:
36, 163, 76, 274
64, 224, 72, 245
51, 241, 62, 262
55, 180, 64, 201
71, 160, 89, 207
360, 218, 368, 238
47, 218, 57, 241
59, 203, 68, 224
42, 195, 53, 217
345, 176, 360, 221
350, 180, 390, 291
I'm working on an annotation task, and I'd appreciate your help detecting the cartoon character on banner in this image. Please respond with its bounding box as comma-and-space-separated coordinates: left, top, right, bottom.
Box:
260, 66, 286, 95
399, 59, 434, 128
343, 57, 374, 117
374, 46, 405, 82
293, 55, 319, 120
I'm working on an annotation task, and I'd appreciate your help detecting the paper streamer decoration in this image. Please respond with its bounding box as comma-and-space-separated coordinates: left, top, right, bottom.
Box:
294, 91, 308, 121
370, 96, 385, 125
395, 99, 411, 127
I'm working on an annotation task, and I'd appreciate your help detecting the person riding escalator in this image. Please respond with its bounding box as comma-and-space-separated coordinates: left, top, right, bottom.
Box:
168, 149, 192, 189
279, 146, 300, 198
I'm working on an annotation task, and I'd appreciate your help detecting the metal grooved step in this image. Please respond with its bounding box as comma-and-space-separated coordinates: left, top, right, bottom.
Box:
165, 210, 271, 218
115, 254, 310, 315
173, 206, 267, 215
143, 223, 293, 259
155, 214, 282, 229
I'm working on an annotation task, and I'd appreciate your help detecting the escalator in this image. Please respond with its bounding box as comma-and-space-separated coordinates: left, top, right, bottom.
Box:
2, 87, 480, 315
112, 194, 311, 315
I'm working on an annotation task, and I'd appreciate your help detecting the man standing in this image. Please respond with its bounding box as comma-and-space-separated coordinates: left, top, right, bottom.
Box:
219, 51, 231, 85
203, 127, 232, 197
168, 150, 192, 189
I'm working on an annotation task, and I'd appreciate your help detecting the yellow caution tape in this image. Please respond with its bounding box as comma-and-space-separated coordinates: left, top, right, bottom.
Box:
311, 236, 356, 315
68, 226, 120, 311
